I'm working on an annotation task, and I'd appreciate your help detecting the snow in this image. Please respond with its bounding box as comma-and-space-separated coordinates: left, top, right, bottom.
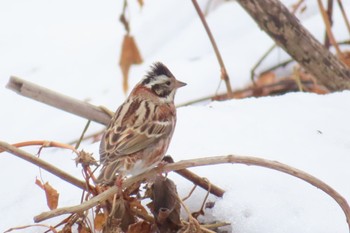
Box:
1, 0, 350, 232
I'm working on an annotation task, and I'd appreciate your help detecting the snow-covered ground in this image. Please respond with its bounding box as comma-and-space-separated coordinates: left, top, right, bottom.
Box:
1, 0, 350, 232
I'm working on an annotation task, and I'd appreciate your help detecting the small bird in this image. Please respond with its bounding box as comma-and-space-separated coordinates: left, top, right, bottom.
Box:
97, 62, 186, 185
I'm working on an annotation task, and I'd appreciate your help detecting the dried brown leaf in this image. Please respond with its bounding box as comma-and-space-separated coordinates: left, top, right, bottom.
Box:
127, 221, 151, 233
60, 224, 72, 233
256, 71, 276, 86
78, 223, 91, 233
150, 176, 182, 232
341, 50, 350, 67
129, 197, 151, 219
119, 34, 143, 93
94, 213, 106, 231
35, 179, 59, 210
104, 196, 136, 232
137, 0, 144, 7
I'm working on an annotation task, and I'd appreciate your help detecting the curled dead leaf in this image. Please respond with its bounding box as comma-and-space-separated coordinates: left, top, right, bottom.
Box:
119, 34, 143, 93
129, 197, 153, 221
256, 71, 276, 86
137, 0, 144, 7
94, 213, 106, 231
35, 179, 59, 210
149, 176, 182, 232
103, 196, 136, 232
77, 223, 91, 233
341, 50, 350, 68
127, 221, 151, 233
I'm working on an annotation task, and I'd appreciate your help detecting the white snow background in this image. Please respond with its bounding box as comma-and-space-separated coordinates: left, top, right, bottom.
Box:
1, 0, 350, 232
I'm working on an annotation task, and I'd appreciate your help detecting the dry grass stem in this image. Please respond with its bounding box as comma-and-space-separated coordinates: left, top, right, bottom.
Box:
75, 120, 91, 150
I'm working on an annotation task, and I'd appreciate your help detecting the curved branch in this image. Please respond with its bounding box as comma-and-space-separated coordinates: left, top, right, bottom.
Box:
0, 140, 79, 154
191, 0, 233, 96
0, 141, 87, 191
34, 154, 350, 231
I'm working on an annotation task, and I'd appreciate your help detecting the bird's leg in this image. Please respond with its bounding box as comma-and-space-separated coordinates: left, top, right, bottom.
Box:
109, 174, 124, 217
115, 174, 124, 188
156, 160, 169, 177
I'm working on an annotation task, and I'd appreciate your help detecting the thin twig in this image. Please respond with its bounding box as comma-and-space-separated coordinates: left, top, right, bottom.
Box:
34, 154, 350, 231
0, 141, 88, 191
290, 0, 305, 13
292, 67, 304, 92
0, 140, 78, 154
4, 224, 58, 233
164, 156, 225, 197
337, 0, 350, 36
317, 0, 344, 59
251, 44, 277, 83
191, 0, 233, 96
68, 129, 104, 146
324, 0, 334, 49
259, 59, 294, 76
178, 196, 204, 232
182, 185, 198, 202
176, 95, 213, 108
75, 120, 91, 150
201, 221, 231, 229
119, 0, 130, 34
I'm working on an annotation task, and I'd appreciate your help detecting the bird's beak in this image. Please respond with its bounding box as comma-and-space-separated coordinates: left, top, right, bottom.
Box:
175, 80, 187, 88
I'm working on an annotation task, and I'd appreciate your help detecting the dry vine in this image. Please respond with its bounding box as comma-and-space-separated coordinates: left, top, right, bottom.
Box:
1, 139, 346, 230
27, 154, 349, 230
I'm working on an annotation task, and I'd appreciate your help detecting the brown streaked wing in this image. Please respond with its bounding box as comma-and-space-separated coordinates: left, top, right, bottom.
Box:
102, 100, 174, 157
114, 120, 173, 155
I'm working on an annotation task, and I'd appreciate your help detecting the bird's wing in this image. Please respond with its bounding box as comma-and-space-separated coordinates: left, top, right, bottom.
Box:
117, 120, 172, 154
100, 101, 174, 162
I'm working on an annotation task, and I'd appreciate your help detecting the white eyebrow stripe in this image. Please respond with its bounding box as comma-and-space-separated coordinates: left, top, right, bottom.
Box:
144, 75, 170, 88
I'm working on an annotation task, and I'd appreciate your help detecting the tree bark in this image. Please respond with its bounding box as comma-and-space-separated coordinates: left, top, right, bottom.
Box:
236, 0, 350, 91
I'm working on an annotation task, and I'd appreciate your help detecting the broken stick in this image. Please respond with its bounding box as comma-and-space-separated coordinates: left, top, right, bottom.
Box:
6, 76, 111, 125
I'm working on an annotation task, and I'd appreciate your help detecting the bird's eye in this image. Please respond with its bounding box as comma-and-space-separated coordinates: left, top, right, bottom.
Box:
165, 81, 171, 86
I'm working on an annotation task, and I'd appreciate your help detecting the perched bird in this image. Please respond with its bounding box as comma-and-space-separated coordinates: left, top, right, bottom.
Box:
97, 62, 186, 185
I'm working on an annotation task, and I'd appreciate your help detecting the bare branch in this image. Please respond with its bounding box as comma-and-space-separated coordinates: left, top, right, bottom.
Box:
164, 156, 225, 197
0, 141, 88, 191
318, 0, 343, 58
34, 154, 350, 231
191, 0, 233, 96
337, 0, 350, 36
6, 76, 111, 125
236, 0, 350, 91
